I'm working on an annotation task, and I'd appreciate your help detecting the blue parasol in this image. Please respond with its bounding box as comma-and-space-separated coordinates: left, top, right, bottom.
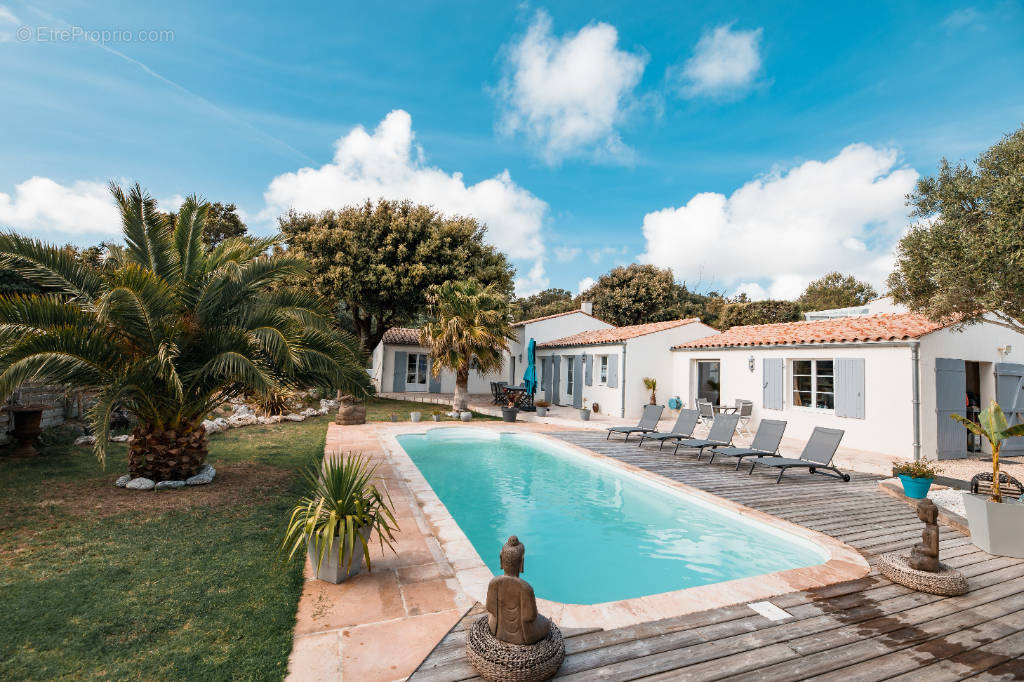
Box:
522, 338, 537, 394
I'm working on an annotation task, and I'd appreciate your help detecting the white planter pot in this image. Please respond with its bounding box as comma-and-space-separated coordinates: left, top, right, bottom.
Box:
460, 411, 473, 422
579, 409, 591, 421
410, 412, 422, 422
963, 493, 1024, 558
306, 528, 370, 583
536, 407, 548, 417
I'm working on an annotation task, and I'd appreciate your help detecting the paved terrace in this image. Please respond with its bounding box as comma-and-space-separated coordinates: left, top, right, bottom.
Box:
410, 431, 1024, 681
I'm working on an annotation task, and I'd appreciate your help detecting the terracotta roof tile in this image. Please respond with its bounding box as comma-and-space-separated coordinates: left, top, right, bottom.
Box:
513, 309, 600, 326
381, 327, 422, 345
674, 313, 946, 349
539, 318, 703, 348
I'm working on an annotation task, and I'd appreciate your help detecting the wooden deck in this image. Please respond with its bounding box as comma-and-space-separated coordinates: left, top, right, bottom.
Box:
409, 431, 1024, 681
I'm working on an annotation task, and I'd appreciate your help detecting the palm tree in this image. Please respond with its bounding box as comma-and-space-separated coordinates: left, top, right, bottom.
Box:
0, 183, 370, 481
420, 280, 514, 412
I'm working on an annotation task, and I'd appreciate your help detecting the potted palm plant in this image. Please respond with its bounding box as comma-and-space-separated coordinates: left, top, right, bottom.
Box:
643, 377, 658, 405
282, 453, 399, 583
952, 400, 1024, 558
534, 400, 550, 417
892, 459, 939, 499
431, 410, 443, 422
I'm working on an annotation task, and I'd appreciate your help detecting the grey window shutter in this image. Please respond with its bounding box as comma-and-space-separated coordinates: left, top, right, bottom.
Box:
762, 358, 783, 410
834, 358, 865, 419
392, 351, 407, 392
573, 355, 584, 408
551, 356, 561, 404
584, 354, 593, 386
935, 358, 967, 459
607, 354, 618, 388
996, 362, 1024, 453
428, 368, 441, 393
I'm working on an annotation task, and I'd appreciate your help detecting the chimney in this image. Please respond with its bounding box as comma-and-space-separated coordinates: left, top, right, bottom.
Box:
581, 300, 593, 315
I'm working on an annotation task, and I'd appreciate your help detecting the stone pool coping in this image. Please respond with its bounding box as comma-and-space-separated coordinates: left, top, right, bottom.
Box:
379, 422, 870, 631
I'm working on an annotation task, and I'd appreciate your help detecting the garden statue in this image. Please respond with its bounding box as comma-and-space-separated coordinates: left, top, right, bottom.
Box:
878, 498, 968, 596
466, 535, 565, 681
335, 395, 366, 426
486, 536, 550, 645
908, 499, 940, 572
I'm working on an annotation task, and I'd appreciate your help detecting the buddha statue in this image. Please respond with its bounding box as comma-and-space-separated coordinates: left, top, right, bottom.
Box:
908, 498, 940, 572
486, 536, 551, 645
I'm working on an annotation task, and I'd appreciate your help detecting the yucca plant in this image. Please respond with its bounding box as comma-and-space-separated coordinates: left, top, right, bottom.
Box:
0, 183, 371, 481
643, 377, 657, 404
420, 279, 515, 412
952, 400, 1024, 503
281, 452, 399, 575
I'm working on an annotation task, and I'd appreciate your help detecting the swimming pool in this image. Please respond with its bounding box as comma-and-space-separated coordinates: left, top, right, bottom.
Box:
397, 428, 828, 605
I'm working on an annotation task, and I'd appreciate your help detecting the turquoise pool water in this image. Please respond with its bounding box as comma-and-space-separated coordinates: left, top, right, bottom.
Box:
397, 428, 827, 605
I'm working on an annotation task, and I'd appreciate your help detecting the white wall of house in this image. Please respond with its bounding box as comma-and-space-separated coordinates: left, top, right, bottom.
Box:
918, 320, 1024, 459
672, 344, 917, 459
536, 344, 625, 417
509, 312, 612, 385
373, 343, 505, 394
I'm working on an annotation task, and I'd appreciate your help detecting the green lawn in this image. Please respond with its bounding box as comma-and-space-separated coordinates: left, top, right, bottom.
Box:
360, 395, 499, 421
0, 417, 328, 681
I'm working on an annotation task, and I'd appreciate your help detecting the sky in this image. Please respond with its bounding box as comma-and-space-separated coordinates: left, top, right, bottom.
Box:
1, 1, 1023, 299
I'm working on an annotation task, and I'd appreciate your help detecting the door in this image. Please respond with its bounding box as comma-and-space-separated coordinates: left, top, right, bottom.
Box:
996, 363, 1024, 454
696, 361, 721, 404
404, 352, 429, 392
935, 358, 967, 459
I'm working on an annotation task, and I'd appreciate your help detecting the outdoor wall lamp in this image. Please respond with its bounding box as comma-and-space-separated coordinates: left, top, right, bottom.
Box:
748, 355, 755, 372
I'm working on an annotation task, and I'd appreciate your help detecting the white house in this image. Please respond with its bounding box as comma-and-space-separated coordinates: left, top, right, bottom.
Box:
671, 312, 1024, 462
369, 303, 612, 394
535, 318, 719, 419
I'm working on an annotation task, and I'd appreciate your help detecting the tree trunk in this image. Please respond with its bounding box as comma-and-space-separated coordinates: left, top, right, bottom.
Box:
453, 370, 470, 412
128, 424, 208, 481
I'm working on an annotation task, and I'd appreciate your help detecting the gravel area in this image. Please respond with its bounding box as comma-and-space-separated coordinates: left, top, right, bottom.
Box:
928, 488, 966, 516
931, 455, 1024, 481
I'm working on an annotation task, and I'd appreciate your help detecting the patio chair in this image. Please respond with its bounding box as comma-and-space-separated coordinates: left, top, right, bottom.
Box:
606, 404, 664, 442
672, 413, 740, 459
736, 400, 754, 438
706, 419, 787, 469
747, 427, 850, 483
696, 400, 715, 429
638, 409, 699, 449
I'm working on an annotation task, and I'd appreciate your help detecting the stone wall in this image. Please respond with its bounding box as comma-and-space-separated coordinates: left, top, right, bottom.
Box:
1, 385, 86, 445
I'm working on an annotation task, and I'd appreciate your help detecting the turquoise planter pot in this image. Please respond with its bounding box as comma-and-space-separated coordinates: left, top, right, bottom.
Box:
899, 474, 934, 499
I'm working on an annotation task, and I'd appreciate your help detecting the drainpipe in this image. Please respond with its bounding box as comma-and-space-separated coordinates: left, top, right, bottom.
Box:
911, 341, 921, 461
620, 342, 627, 418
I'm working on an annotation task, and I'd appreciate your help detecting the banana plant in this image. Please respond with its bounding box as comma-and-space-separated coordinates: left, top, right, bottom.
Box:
951, 400, 1024, 503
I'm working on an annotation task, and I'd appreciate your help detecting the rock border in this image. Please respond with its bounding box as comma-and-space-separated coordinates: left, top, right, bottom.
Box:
114, 464, 216, 491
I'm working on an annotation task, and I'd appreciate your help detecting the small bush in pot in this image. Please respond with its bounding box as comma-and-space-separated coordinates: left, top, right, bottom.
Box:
579, 398, 591, 421
535, 400, 550, 417
893, 459, 939, 499
281, 453, 399, 583
431, 410, 443, 422
501, 397, 519, 422
951, 400, 1024, 557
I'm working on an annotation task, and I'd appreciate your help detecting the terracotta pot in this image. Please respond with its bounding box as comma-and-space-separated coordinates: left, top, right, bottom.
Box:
8, 407, 44, 457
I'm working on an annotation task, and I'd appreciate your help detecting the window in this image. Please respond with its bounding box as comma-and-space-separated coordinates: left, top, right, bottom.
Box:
406, 353, 428, 386
792, 359, 834, 410
566, 356, 574, 395
599, 355, 609, 384
696, 360, 720, 404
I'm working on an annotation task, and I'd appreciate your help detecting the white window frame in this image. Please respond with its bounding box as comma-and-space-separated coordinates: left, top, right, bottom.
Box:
790, 358, 835, 412
406, 352, 428, 386
566, 355, 574, 396
599, 355, 609, 385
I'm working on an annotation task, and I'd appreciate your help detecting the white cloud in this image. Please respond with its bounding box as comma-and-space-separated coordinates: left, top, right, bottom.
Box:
495, 10, 647, 164
638, 143, 919, 300
733, 282, 768, 301
554, 246, 580, 262
0, 6, 20, 43
588, 245, 627, 264
0, 177, 120, 237
673, 23, 763, 99
577, 277, 596, 295
942, 7, 981, 30
262, 109, 550, 294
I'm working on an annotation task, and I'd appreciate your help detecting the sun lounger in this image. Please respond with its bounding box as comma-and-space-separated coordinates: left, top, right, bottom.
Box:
747, 427, 849, 483
706, 419, 787, 469
606, 404, 664, 441
638, 409, 699, 449
672, 413, 739, 458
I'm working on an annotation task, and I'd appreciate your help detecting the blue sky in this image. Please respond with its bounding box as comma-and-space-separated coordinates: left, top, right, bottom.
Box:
1, 1, 1023, 298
